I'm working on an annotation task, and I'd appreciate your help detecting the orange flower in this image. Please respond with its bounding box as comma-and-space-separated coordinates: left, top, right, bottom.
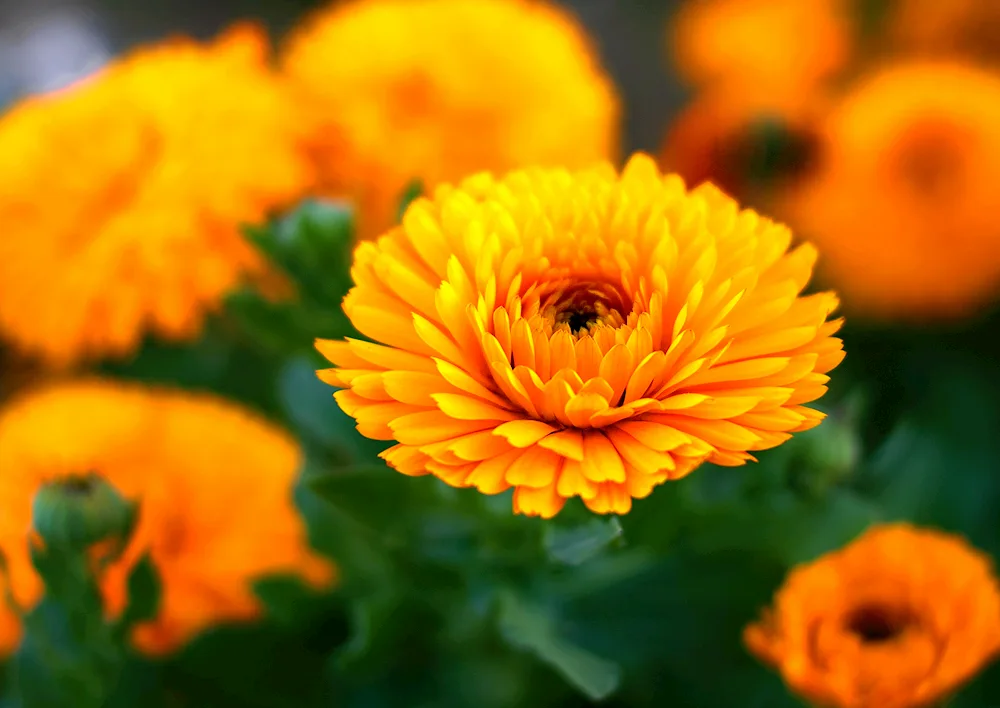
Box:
0, 24, 314, 367
0, 380, 333, 656
785, 61, 1000, 320
315, 154, 844, 518
658, 89, 825, 205
281, 0, 620, 241
890, 0, 1000, 63
745, 524, 1000, 708
670, 0, 851, 94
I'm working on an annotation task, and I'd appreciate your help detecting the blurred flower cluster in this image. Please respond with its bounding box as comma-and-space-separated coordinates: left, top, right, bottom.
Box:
0, 0, 997, 707
662, 0, 1000, 321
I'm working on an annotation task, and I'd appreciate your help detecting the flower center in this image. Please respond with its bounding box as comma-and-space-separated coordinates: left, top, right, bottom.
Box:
543, 282, 630, 335
845, 603, 910, 643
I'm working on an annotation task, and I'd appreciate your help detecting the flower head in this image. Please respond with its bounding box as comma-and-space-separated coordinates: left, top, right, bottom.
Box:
890, 0, 1000, 63
282, 0, 620, 240
745, 524, 1000, 708
659, 89, 824, 203
786, 61, 1000, 319
0, 381, 333, 656
669, 0, 850, 94
0, 24, 314, 366
316, 154, 844, 518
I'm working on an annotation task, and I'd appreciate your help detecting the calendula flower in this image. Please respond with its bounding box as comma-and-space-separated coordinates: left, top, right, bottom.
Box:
746, 524, 1000, 708
670, 0, 850, 95
315, 154, 844, 518
282, 0, 619, 241
890, 0, 1000, 64
786, 61, 1000, 319
0, 381, 334, 656
0, 24, 314, 367
659, 89, 824, 204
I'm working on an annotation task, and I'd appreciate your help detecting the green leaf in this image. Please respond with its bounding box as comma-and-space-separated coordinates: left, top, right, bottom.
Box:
497, 591, 621, 701
396, 180, 424, 224
253, 575, 334, 629
543, 517, 623, 566
114, 554, 162, 634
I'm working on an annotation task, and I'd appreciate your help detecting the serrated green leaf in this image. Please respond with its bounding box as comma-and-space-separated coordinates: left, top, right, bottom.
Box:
543, 517, 623, 566
497, 591, 621, 701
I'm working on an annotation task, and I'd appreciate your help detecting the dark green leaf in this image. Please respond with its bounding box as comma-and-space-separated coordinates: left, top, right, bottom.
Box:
114, 554, 162, 634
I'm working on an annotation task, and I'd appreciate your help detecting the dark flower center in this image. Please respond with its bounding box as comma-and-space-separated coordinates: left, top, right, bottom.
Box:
845, 604, 910, 643
566, 310, 598, 334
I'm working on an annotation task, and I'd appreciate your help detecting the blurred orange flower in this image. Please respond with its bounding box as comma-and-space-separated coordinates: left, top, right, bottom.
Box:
785, 61, 1000, 320
0, 381, 333, 656
670, 0, 851, 95
282, 0, 620, 241
658, 89, 825, 205
746, 524, 1000, 708
316, 154, 843, 518
890, 0, 1000, 63
0, 24, 314, 367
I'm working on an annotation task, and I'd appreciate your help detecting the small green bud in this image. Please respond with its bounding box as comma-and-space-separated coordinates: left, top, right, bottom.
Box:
32, 473, 136, 552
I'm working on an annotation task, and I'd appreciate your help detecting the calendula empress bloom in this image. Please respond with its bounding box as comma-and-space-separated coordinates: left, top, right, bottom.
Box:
746, 524, 1000, 708
282, 0, 619, 241
0, 24, 314, 367
0, 381, 334, 656
669, 0, 850, 95
316, 154, 844, 518
786, 61, 1000, 319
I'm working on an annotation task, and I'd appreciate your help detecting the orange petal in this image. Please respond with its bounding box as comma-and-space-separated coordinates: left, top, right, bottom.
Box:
537, 429, 584, 461
432, 393, 519, 422
581, 432, 626, 483
493, 419, 557, 447
505, 446, 561, 488
512, 484, 566, 519
389, 411, 491, 445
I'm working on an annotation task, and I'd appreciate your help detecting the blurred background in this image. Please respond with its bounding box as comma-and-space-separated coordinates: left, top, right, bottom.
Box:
0, 0, 682, 151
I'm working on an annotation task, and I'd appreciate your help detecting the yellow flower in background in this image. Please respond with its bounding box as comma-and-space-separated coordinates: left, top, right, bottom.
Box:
0, 380, 334, 656
316, 154, 844, 518
785, 61, 1000, 320
746, 524, 1000, 708
0, 24, 315, 367
282, 0, 620, 241
670, 0, 851, 95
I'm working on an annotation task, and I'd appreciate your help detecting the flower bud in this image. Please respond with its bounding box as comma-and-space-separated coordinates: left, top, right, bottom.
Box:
32, 473, 136, 552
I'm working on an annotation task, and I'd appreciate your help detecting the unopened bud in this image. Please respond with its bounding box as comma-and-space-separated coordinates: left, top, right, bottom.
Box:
32, 473, 135, 552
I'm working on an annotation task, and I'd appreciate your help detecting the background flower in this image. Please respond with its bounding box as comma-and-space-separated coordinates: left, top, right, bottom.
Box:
746, 524, 1000, 708
317, 154, 843, 518
0, 380, 333, 656
784, 61, 1000, 320
281, 0, 620, 241
0, 23, 314, 367
669, 0, 851, 96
